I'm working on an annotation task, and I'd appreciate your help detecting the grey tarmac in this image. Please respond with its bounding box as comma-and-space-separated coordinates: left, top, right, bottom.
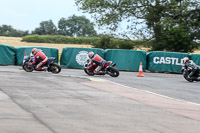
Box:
0, 66, 200, 133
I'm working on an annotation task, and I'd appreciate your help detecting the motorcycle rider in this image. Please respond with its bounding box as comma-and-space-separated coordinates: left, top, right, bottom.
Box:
182, 57, 200, 80
29, 48, 48, 71
88, 51, 106, 75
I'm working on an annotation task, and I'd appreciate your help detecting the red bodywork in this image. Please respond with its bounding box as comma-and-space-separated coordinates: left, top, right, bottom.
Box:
87, 61, 112, 73
104, 61, 112, 67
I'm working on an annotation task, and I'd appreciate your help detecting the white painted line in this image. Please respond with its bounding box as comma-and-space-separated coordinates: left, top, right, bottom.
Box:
106, 80, 200, 106
0, 91, 9, 100
40, 72, 200, 106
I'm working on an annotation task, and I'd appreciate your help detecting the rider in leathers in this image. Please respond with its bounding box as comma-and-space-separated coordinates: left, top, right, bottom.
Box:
88, 51, 106, 75
182, 57, 200, 80
29, 48, 48, 71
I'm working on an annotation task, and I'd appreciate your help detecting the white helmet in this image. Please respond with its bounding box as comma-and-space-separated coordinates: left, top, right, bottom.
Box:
31, 48, 36, 55
183, 57, 189, 64
88, 51, 94, 59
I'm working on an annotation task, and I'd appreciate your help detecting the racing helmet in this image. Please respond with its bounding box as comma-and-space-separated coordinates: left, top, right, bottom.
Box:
31, 48, 37, 55
88, 51, 94, 59
183, 57, 189, 64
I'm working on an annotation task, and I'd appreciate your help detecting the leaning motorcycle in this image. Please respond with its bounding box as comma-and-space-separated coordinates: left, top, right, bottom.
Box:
84, 59, 119, 77
22, 55, 61, 74
182, 65, 200, 82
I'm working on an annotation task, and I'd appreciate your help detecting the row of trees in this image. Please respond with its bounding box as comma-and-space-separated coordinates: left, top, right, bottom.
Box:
32, 15, 97, 36
1, 0, 200, 52
0, 15, 97, 37
0, 25, 29, 37
75, 0, 200, 52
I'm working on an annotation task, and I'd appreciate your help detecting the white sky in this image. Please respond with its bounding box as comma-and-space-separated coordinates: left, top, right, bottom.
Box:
0, 0, 91, 32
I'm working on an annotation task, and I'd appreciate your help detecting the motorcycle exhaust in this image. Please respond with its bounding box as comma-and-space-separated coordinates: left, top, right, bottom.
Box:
112, 63, 116, 67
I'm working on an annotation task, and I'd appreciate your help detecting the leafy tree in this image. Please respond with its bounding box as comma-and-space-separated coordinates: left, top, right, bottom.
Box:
92, 35, 117, 49
32, 20, 57, 35
0, 25, 29, 37
58, 15, 97, 37
156, 25, 197, 52
75, 0, 200, 52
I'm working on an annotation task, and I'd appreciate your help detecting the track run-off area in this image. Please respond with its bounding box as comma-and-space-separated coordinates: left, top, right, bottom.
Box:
0, 66, 200, 133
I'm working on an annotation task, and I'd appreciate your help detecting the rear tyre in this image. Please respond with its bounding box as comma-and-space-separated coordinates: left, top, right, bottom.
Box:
49, 64, 61, 74
107, 67, 119, 77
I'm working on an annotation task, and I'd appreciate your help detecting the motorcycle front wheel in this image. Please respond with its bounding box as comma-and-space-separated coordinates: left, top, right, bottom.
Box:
22, 64, 34, 72
183, 69, 194, 82
84, 68, 95, 76
106, 67, 119, 77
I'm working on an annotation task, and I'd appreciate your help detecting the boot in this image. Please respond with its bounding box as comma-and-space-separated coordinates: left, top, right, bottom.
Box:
99, 71, 105, 75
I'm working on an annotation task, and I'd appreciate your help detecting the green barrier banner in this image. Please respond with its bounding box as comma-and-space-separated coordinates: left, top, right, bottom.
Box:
0, 44, 16, 65
147, 51, 188, 73
16, 47, 59, 66
105, 49, 146, 71
190, 54, 200, 66
61, 47, 105, 68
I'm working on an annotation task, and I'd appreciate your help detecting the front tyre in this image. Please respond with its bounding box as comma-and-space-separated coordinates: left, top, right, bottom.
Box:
84, 68, 94, 76
49, 64, 61, 74
107, 67, 119, 77
22, 64, 34, 72
183, 69, 194, 82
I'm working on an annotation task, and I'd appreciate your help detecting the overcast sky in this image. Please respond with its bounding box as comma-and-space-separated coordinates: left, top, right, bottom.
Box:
0, 0, 91, 32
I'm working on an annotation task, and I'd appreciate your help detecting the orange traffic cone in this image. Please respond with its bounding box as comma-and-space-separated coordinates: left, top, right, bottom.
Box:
137, 62, 144, 77
24, 52, 27, 56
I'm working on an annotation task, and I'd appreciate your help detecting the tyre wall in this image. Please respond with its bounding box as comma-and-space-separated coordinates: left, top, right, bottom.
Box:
189, 54, 200, 66
105, 49, 147, 71
60, 47, 105, 69
0, 44, 16, 65
147, 51, 188, 73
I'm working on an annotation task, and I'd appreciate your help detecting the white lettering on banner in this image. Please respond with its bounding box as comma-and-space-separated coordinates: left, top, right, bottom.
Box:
76, 51, 89, 66
176, 58, 181, 65
160, 57, 165, 64
153, 57, 184, 65
165, 57, 171, 64
171, 58, 176, 65
153, 57, 160, 64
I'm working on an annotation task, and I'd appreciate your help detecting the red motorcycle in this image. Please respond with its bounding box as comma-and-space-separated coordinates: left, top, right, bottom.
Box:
84, 59, 119, 77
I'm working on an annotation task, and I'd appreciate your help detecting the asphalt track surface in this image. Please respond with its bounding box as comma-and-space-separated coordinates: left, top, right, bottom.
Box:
0, 66, 200, 133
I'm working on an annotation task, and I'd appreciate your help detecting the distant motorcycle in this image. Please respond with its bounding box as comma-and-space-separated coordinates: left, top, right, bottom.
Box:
84, 59, 119, 77
182, 65, 200, 82
22, 55, 61, 74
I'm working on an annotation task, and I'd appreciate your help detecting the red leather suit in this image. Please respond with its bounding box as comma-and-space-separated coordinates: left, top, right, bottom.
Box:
91, 54, 105, 67
31, 51, 48, 70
